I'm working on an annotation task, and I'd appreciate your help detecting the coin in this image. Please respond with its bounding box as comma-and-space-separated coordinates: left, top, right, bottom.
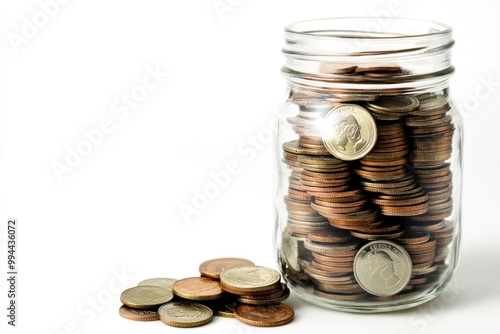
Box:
120, 286, 173, 309
137, 278, 177, 291
172, 277, 225, 301
220, 266, 281, 294
321, 104, 377, 160
353, 240, 412, 296
234, 304, 294, 327
118, 305, 159, 321
199, 258, 255, 279
158, 301, 213, 328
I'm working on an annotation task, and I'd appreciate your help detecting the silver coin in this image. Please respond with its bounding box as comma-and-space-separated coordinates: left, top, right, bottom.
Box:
158, 301, 213, 328
353, 240, 412, 296
321, 104, 377, 161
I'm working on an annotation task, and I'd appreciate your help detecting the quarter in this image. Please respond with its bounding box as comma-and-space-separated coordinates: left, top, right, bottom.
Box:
321, 104, 377, 161
353, 240, 412, 296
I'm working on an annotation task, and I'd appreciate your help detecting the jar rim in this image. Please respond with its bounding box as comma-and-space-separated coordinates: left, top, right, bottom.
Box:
285, 17, 452, 40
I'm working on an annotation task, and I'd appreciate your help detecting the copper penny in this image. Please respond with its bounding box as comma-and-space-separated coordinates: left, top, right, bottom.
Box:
172, 277, 224, 301
308, 229, 352, 243
234, 304, 294, 327
199, 258, 255, 279
118, 305, 160, 321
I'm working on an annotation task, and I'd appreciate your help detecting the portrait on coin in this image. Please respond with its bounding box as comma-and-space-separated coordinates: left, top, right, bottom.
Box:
366, 250, 400, 288
333, 113, 366, 153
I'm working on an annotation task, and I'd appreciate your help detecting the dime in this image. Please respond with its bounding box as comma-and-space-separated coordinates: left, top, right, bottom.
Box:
321, 104, 377, 160
199, 258, 255, 279
220, 266, 281, 294
353, 240, 412, 296
172, 277, 225, 301
137, 278, 177, 292
120, 286, 173, 310
118, 305, 159, 321
158, 301, 213, 328
234, 304, 294, 327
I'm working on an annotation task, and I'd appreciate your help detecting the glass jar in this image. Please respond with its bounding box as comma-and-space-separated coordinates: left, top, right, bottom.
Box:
274, 17, 462, 313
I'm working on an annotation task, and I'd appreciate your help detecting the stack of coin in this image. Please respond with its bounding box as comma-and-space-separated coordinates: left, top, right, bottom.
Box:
119, 284, 174, 322
280, 63, 457, 301
119, 258, 293, 328
405, 93, 455, 270
358, 120, 429, 219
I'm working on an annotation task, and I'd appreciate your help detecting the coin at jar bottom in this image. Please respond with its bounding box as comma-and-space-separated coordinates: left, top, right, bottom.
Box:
158, 301, 213, 328
118, 305, 159, 322
234, 304, 294, 327
353, 240, 412, 297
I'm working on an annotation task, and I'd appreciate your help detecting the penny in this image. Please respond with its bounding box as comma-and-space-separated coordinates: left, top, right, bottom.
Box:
137, 278, 177, 292
234, 304, 294, 327
353, 240, 412, 296
199, 258, 255, 279
321, 104, 377, 161
350, 229, 405, 240
220, 266, 282, 294
158, 301, 213, 328
120, 286, 173, 310
172, 277, 225, 301
237, 286, 290, 305
396, 232, 431, 245
118, 305, 159, 321
354, 63, 401, 73
308, 229, 352, 243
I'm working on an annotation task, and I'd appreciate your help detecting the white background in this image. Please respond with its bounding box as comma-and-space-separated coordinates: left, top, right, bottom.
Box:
0, 0, 499, 333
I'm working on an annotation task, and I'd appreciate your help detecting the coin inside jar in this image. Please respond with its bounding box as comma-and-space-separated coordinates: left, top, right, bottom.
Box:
321, 104, 377, 161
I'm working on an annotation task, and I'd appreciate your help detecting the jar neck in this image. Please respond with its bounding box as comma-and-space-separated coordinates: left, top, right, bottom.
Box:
282, 18, 454, 94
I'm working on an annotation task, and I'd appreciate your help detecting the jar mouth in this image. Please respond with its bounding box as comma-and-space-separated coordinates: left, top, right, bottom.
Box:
282, 17, 454, 92
285, 17, 452, 40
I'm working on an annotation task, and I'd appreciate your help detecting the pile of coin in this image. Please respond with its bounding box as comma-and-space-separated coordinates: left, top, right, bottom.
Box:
280, 62, 456, 301
118, 258, 294, 328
